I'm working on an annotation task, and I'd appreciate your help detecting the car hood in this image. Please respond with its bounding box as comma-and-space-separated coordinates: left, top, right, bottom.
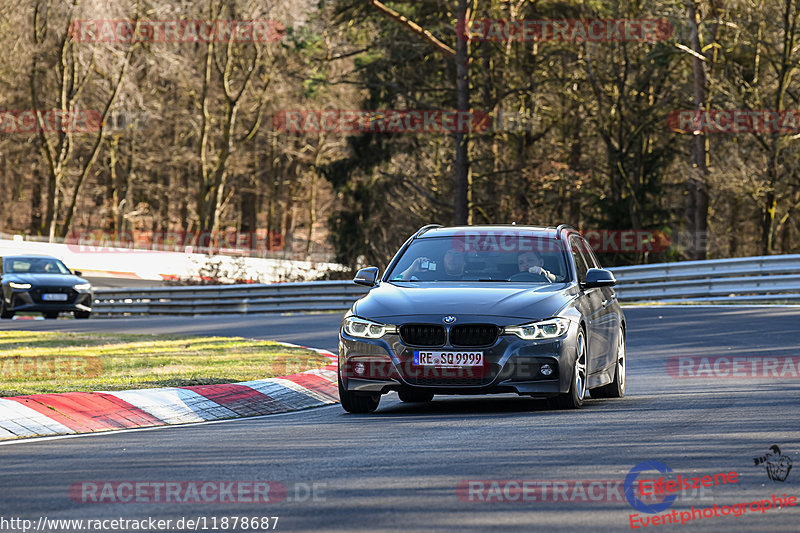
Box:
4, 273, 89, 287
354, 281, 575, 322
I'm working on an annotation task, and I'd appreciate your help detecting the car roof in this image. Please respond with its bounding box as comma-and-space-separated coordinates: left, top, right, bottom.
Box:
1, 255, 62, 260
416, 225, 567, 239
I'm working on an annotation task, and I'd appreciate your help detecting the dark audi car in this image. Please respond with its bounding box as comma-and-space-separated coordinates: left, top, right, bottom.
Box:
338, 225, 626, 413
0, 255, 93, 319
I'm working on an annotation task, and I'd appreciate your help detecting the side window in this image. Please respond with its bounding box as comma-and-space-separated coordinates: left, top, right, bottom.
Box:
581, 238, 601, 269
570, 237, 589, 283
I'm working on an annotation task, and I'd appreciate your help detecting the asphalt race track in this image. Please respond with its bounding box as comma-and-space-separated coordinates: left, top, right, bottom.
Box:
1, 307, 799, 532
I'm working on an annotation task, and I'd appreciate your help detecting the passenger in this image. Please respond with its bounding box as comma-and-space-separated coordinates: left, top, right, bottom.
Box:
442, 248, 466, 277
396, 248, 466, 280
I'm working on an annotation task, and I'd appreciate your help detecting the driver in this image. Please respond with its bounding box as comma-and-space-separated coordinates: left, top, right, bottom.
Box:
517, 251, 557, 282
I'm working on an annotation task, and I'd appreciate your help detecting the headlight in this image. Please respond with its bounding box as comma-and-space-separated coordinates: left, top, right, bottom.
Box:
73, 283, 92, 290
504, 318, 570, 340
343, 316, 396, 339
8, 282, 31, 290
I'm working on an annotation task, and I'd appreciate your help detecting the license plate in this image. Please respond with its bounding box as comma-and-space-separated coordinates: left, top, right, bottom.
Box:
42, 293, 68, 301
413, 351, 484, 367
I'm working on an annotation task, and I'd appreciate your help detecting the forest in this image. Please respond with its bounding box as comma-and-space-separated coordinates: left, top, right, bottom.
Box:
1, 0, 799, 271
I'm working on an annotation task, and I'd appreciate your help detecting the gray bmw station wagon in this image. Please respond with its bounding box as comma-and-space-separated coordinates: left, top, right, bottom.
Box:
338, 224, 626, 413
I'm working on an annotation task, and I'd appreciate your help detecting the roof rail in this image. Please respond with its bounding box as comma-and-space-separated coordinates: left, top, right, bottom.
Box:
555, 224, 575, 238
414, 224, 443, 238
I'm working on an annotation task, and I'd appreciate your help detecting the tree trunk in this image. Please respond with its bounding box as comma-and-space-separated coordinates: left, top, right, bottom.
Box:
306, 171, 318, 258
760, 0, 798, 254
454, 0, 470, 225
29, 167, 43, 234
686, 0, 710, 260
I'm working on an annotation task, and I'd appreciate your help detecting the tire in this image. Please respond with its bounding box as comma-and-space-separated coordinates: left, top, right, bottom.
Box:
398, 389, 434, 403
338, 373, 380, 413
592, 326, 626, 399
0, 296, 14, 319
550, 327, 587, 409
73, 310, 91, 319
43, 312, 59, 319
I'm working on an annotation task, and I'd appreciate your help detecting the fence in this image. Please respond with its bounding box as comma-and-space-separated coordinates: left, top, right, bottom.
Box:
91, 254, 800, 315
611, 254, 800, 303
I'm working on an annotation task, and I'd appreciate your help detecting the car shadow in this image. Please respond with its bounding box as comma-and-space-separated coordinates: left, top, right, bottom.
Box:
370, 394, 603, 416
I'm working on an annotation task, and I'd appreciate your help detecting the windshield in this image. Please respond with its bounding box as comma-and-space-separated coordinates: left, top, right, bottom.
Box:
4, 257, 72, 275
385, 235, 569, 283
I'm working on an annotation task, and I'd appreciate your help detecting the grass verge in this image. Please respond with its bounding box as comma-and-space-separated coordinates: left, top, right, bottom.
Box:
0, 331, 331, 397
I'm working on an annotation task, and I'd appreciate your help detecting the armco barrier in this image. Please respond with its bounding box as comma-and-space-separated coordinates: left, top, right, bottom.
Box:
611, 254, 800, 303
92, 281, 371, 315
91, 255, 800, 315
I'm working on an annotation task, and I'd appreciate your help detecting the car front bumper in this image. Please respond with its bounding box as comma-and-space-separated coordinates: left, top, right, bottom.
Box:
339, 318, 579, 398
6, 289, 93, 313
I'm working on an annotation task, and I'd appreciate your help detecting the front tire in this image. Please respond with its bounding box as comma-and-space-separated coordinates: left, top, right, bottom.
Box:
338, 373, 380, 413
0, 297, 14, 319
398, 389, 434, 403
73, 310, 91, 319
550, 328, 587, 409
592, 326, 626, 399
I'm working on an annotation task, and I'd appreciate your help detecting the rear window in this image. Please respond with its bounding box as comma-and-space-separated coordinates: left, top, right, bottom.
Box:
385, 235, 568, 283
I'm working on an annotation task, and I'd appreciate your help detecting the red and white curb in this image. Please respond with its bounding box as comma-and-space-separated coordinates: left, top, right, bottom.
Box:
0, 345, 339, 441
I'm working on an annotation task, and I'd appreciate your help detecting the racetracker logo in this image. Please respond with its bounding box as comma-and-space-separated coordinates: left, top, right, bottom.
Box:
450, 231, 563, 253
667, 110, 800, 133
458, 19, 673, 42
666, 356, 800, 379
69, 481, 326, 504
64, 230, 284, 253
273, 110, 490, 133
69, 20, 285, 43
456, 478, 711, 503
582, 230, 670, 253
448, 229, 668, 254
0, 110, 102, 134
0, 356, 102, 379
341, 359, 491, 380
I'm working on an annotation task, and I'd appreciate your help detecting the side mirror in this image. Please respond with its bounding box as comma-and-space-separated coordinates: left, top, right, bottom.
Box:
73, 270, 83, 277
353, 267, 379, 287
584, 268, 616, 289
